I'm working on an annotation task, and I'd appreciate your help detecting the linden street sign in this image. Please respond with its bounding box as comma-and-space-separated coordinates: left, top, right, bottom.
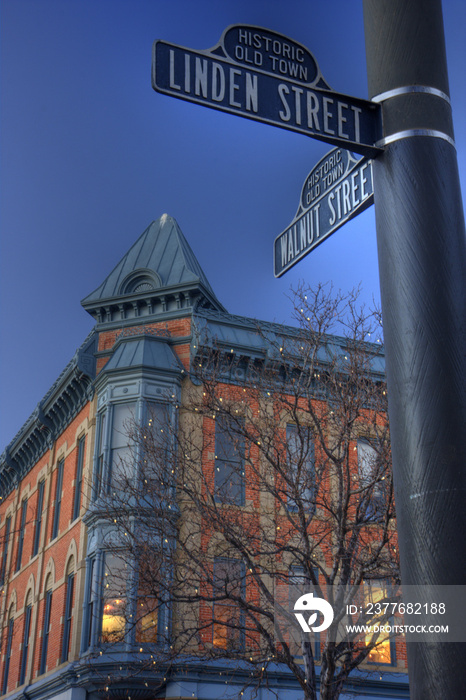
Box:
152, 25, 382, 157
274, 148, 374, 277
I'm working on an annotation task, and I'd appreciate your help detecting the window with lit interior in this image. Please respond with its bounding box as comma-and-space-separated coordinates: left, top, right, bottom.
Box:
212, 557, 245, 650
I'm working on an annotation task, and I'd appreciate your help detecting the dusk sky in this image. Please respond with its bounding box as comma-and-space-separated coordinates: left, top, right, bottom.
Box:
1, 0, 465, 448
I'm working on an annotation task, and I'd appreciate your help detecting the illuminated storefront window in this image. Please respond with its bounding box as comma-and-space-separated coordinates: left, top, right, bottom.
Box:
364, 581, 395, 664
136, 598, 158, 643
212, 558, 244, 650
136, 557, 158, 643
288, 566, 320, 659
101, 553, 127, 643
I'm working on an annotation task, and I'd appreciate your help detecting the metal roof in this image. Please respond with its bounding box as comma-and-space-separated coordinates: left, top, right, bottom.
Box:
101, 335, 183, 375
81, 214, 224, 311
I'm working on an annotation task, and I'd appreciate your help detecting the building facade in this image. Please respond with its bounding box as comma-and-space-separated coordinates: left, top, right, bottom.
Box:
0, 215, 409, 700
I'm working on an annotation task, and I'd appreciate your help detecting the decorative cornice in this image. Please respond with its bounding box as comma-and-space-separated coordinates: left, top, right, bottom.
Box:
191, 310, 386, 386
0, 331, 98, 500
6, 656, 409, 700
83, 281, 224, 328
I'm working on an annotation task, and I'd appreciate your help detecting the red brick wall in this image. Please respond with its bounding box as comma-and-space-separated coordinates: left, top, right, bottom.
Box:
96, 318, 193, 375
0, 402, 91, 692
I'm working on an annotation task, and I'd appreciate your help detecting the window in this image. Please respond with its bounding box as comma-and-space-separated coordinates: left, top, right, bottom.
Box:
51, 459, 64, 540
16, 498, 28, 572
73, 437, 85, 520
19, 599, 32, 685
136, 592, 158, 644
61, 573, 75, 661
357, 439, 385, 520
136, 558, 159, 644
0, 516, 12, 585
2, 611, 14, 694
141, 402, 170, 493
83, 557, 96, 650
109, 403, 136, 489
39, 586, 52, 675
214, 417, 245, 505
136, 597, 158, 643
364, 580, 396, 664
289, 566, 320, 659
286, 425, 315, 512
101, 553, 127, 643
33, 480, 45, 557
212, 558, 244, 650
93, 411, 107, 498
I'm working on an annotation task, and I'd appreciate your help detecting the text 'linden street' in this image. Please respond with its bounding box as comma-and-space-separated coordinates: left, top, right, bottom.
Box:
168, 50, 363, 143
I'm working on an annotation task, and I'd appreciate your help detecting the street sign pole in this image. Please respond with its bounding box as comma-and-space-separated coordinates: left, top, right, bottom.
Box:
363, 1, 466, 697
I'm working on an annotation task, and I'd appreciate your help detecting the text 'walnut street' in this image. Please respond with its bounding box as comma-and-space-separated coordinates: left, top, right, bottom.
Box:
274, 158, 373, 276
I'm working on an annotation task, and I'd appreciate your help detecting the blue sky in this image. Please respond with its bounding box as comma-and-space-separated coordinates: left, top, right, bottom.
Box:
1, 0, 465, 447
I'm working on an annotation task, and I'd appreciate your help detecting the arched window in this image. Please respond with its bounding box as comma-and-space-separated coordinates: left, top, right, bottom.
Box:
2, 604, 15, 694
15, 498, 28, 572
82, 556, 97, 651
72, 436, 86, 521
39, 576, 53, 675
51, 458, 64, 540
61, 558, 75, 662
33, 479, 46, 557
19, 592, 33, 685
0, 515, 12, 585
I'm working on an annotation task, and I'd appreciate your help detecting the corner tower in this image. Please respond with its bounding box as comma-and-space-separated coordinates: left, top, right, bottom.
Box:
81, 214, 225, 327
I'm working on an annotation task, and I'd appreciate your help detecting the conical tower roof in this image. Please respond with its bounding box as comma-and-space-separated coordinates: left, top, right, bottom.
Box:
81, 215, 225, 324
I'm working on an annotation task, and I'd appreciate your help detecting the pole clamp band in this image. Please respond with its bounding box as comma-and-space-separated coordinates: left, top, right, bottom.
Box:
371, 85, 451, 105
375, 129, 456, 149
371, 86, 455, 149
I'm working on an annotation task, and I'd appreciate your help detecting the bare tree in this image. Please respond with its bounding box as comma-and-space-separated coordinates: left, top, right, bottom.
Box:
97, 285, 401, 700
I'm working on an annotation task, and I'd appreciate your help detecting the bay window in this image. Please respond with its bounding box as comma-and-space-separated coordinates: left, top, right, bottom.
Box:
109, 402, 137, 489
82, 549, 165, 649
101, 553, 128, 643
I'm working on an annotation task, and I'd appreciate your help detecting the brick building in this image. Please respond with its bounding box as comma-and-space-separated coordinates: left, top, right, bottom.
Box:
0, 215, 409, 699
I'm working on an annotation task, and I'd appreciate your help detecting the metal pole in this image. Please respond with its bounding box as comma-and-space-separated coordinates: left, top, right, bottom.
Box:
362, 0, 466, 696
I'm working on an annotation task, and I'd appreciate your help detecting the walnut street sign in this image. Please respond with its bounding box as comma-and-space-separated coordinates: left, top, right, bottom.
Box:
274, 148, 374, 277
152, 25, 382, 157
